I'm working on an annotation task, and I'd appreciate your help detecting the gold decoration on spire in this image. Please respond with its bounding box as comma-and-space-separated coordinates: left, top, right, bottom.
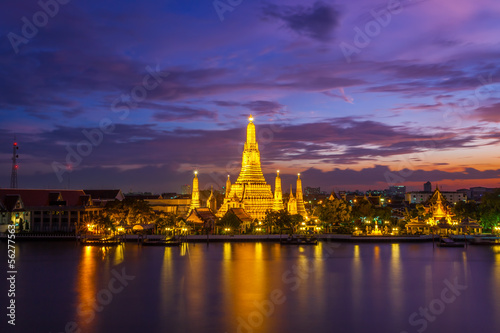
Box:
295, 173, 306, 216
207, 185, 217, 214
218, 116, 273, 220
225, 175, 232, 199
288, 184, 297, 215
273, 170, 284, 211
189, 171, 200, 212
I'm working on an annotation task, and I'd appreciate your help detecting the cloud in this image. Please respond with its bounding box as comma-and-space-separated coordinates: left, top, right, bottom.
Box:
152, 105, 217, 122
296, 165, 500, 189
262, 1, 341, 41
213, 100, 287, 116
323, 88, 354, 103
473, 103, 500, 122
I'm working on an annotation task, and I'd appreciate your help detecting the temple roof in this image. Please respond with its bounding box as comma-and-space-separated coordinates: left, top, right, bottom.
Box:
328, 191, 340, 201
0, 189, 88, 208
186, 208, 216, 224
228, 208, 253, 224
428, 186, 446, 205
84, 189, 124, 201
2, 194, 23, 212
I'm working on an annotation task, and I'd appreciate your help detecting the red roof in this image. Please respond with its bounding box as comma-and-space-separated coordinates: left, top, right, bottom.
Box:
0, 189, 87, 208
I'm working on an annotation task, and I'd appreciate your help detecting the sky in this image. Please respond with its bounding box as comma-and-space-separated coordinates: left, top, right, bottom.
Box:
1, 0, 500, 194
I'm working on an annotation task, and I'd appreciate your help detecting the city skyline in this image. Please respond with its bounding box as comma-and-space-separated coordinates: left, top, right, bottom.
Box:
1, 0, 500, 193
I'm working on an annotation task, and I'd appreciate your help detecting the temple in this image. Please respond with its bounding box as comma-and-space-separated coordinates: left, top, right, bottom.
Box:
406, 186, 482, 234
216, 115, 274, 220
189, 115, 308, 221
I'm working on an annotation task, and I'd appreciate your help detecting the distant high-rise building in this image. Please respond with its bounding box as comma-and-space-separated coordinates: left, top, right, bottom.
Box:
424, 181, 432, 192
387, 186, 406, 197
304, 186, 320, 195
181, 184, 191, 195
469, 187, 496, 201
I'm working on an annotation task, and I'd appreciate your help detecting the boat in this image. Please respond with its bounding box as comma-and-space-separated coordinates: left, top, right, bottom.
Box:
80, 235, 122, 246
142, 237, 181, 247
280, 235, 318, 245
469, 236, 500, 246
436, 236, 464, 248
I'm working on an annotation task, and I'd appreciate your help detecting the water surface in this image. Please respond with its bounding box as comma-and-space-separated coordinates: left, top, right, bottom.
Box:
1, 241, 499, 333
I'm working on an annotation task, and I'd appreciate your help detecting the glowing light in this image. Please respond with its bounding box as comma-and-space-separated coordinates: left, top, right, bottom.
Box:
194, 170, 198, 175
249, 115, 254, 122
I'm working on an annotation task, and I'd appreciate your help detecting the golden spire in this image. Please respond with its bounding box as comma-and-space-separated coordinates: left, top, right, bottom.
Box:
246, 114, 256, 145
217, 115, 274, 220
288, 184, 297, 215
207, 185, 217, 213
296, 173, 306, 216
273, 170, 284, 211
236, 114, 266, 184
225, 175, 232, 199
189, 171, 200, 212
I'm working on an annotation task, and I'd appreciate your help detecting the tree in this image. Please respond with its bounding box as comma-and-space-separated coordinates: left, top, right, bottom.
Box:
453, 201, 479, 221
103, 198, 154, 226
403, 207, 418, 221
352, 198, 372, 222
104, 200, 127, 225
479, 190, 500, 231
373, 206, 393, 223
126, 199, 154, 224
218, 211, 241, 232
155, 212, 179, 234
318, 199, 352, 226
95, 215, 114, 235
263, 210, 292, 233
290, 214, 304, 232
415, 204, 431, 220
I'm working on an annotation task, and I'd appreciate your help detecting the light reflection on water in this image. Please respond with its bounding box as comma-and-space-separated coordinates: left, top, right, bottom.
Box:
5, 241, 500, 333
75, 246, 97, 332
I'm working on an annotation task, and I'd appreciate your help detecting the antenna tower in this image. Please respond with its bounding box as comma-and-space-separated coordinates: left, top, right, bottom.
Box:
10, 140, 19, 188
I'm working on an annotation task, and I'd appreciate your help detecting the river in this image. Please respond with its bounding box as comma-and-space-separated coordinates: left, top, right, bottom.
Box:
1, 241, 499, 333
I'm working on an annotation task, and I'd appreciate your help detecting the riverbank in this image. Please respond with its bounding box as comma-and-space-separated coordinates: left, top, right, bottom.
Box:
0, 233, 436, 243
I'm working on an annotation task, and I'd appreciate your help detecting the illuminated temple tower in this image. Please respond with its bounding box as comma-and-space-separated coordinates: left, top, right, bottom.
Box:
296, 173, 307, 216
189, 171, 200, 213
287, 184, 297, 215
224, 175, 231, 199
207, 186, 217, 213
217, 115, 274, 220
273, 171, 284, 211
